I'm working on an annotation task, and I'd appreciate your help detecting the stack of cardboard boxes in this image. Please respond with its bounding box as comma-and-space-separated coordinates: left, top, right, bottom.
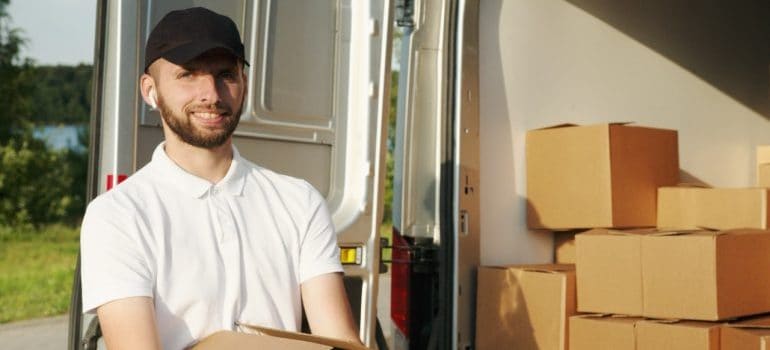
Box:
476, 123, 770, 350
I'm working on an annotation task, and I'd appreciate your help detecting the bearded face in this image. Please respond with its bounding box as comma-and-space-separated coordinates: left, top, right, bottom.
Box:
157, 95, 241, 149
147, 51, 247, 149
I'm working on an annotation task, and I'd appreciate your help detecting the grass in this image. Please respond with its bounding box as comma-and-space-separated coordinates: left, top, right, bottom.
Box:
0, 224, 80, 323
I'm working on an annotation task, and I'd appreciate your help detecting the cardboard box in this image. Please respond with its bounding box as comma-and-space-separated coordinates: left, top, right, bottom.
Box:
722, 314, 770, 349
636, 320, 720, 350
475, 264, 576, 350
569, 314, 641, 350
575, 228, 653, 315
192, 324, 368, 350
526, 123, 679, 229
757, 146, 770, 188
554, 232, 577, 264
658, 186, 770, 230
642, 229, 770, 320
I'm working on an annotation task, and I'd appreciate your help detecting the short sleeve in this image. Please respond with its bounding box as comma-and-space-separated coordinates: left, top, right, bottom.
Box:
80, 195, 154, 314
298, 184, 344, 283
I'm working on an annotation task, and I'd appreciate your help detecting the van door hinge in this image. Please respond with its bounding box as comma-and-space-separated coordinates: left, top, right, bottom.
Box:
395, 0, 415, 28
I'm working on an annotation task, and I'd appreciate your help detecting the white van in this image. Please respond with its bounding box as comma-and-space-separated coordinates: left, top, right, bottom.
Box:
68, 1, 770, 349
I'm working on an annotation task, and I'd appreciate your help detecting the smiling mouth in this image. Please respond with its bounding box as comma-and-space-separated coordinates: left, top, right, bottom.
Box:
191, 111, 228, 119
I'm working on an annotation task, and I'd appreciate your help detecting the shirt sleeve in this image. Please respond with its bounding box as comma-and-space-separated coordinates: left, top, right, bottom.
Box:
298, 183, 344, 284
80, 195, 154, 314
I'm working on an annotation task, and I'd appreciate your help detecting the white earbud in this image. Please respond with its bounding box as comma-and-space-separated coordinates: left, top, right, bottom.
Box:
149, 89, 158, 110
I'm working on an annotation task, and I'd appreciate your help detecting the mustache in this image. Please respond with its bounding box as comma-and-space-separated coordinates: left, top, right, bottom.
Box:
184, 103, 232, 116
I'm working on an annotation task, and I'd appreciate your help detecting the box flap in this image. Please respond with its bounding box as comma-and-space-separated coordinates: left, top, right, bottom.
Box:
578, 228, 658, 237
727, 315, 770, 329
717, 228, 770, 236
641, 319, 722, 329
234, 324, 368, 350
529, 122, 638, 132
728, 324, 770, 330
645, 319, 683, 324
648, 230, 707, 237
572, 314, 641, 320
521, 264, 575, 273
532, 123, 578, 130
483, 263, 575, 274
574, 314, 613, 319
673, 183, 711, 188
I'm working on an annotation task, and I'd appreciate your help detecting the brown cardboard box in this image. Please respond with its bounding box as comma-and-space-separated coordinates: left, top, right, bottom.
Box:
526, 123, 678, 229
636, 320, 720, 350
642, 229, 770, 320
757, 146, 770, 188
722, 314, 770, 349
192, 324, 368, 350
475, 264, 576, 350
575, 228, 654, 315
554, 232, 577, 264
657, 186, 770, 230
569, 314, 641, 350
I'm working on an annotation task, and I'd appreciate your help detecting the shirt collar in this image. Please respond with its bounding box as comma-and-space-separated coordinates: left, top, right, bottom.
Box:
151, 142, 247, 199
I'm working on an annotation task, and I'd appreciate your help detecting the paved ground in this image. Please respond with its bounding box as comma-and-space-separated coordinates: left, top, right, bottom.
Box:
0, 315, 68, 350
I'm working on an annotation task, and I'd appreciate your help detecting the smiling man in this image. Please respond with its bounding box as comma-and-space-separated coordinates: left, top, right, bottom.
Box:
79, 7, 361, 350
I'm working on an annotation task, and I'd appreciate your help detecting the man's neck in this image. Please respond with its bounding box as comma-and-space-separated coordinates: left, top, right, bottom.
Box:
163, 136, 233, 184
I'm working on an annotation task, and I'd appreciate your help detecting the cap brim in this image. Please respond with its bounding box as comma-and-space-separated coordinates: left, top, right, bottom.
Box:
155, 40, 249, 68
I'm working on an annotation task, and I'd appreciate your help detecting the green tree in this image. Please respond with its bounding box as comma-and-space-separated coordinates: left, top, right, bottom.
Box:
0, 138, 76, 226
28, 64, 92, 124
382, 70, 398, 225
0, 0, 33, 142
0, 0, 84, 227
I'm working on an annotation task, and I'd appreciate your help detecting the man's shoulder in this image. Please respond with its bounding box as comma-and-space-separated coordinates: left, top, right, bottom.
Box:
242, 159, 317, 194
84, 164, 160, 216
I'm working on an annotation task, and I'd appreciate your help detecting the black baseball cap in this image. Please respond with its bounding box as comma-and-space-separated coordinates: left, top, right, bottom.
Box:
144, 7, 249, 72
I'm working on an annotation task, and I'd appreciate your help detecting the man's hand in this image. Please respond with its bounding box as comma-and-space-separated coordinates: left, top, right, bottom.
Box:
97, 296, 162, 350
301, 272, 363, 345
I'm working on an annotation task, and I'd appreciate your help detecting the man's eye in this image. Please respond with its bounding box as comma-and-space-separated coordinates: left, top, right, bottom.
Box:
177, 71, 192, 79
220, 71, 236, 80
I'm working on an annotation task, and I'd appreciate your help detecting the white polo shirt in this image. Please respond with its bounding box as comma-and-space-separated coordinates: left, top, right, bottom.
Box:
80, 143, 343, 350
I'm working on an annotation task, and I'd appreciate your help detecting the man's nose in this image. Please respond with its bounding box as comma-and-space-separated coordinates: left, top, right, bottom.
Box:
196, 74, 221, 103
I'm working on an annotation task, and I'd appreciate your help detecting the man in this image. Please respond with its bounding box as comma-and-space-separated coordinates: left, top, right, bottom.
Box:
80, 7, 361, 350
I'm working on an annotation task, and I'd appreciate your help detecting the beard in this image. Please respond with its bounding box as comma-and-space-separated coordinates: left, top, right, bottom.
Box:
157, 94, 242, 149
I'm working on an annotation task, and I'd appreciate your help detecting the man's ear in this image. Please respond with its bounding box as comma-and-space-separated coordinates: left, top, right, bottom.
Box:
139, 73, 157, 109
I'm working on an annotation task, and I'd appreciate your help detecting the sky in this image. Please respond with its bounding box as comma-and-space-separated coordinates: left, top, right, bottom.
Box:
7, 0, 96, 65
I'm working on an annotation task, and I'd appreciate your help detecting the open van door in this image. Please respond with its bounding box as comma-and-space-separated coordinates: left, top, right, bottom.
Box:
390, 0, 479, 349
69, 0, 393, 348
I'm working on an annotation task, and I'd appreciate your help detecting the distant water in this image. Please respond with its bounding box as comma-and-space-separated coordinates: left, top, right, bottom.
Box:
33, 125, 86, 151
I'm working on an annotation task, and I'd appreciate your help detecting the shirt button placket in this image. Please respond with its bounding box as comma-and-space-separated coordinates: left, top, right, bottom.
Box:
211, 187, 242, 327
